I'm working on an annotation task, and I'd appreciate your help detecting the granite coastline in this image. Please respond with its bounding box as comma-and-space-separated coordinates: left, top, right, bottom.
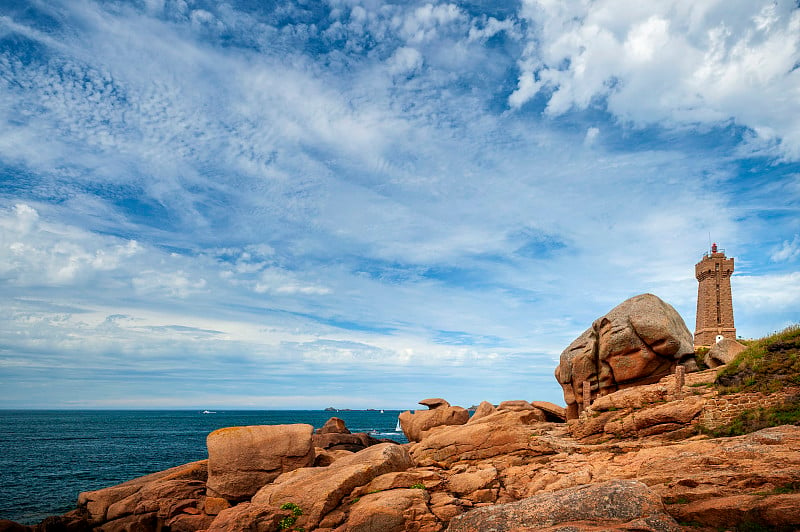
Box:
3, 294, 799, 532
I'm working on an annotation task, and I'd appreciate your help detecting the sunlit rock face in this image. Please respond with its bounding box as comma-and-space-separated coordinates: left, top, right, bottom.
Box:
555, 293, 695, 419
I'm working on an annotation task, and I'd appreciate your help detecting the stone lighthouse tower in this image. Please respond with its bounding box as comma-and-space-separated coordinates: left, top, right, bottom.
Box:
694, 243, 736, 347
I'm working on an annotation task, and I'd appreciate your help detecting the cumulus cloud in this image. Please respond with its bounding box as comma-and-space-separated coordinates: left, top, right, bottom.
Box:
771, 234, 800, 262
735, 272, 800, 310
0, 203, 141, 286
511, 0, 800, 159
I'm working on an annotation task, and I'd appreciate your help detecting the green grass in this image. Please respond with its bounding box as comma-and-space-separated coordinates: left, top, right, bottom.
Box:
700, 396, 800, 437
716, 325, 800, 394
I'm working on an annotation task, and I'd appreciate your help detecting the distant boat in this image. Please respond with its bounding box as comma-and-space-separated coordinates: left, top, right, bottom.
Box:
395, 418, 402, 432
202, 410, 216, 414
380, 409, 384, 414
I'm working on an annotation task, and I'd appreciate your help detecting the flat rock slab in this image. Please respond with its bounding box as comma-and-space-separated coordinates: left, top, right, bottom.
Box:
446, 480, 680, 532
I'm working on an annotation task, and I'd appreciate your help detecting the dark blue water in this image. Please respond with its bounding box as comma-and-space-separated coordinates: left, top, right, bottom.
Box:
0, 410, 406, 525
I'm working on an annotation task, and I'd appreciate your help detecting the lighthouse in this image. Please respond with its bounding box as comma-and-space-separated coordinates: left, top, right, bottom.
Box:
694, 243, 736, 347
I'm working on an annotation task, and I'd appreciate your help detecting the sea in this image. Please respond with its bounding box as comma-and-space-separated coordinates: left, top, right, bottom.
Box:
0, 410, 407, 525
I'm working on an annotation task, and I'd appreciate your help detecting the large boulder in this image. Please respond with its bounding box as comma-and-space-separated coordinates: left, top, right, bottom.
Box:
206, 424, 315, 501
312, 417, 387, 452
399, 398, 469, 442
208, 443, 414, 531
446, 479, 681, 532
339, 488, 440, 532
410, 416, 556, 468
705, 337, 747, 368
76, 460, 207, 525
316, 417, 350, 434
312, 431, 384, 452
555, 293, 695, 419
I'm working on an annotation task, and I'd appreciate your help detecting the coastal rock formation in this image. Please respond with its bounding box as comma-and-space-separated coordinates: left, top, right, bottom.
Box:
74, 460, 208, 530
446, 480, 681, 532
410, 412, 557, 468
316, 417, 350, 434
206, 424, 315, 501
312, 416, 391, 453
399, 398, 469, 442
555, 293, 695, 419
209, 443, 414, 531
705, 337, 747, 368
466, 401, 495, 423
18, 323, 800, 532
530, 401, 567, 422
340, 488, 440, 532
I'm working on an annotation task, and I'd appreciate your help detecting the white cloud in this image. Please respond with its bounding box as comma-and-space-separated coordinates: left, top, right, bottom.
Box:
734, 272, 800, 310
771, 234, 800, 262
512, 0, 800, 159
0, 204, 141, 286
387, 46, 423, 75
397, 3, 464, 44
254, 268, 331, 296
584, 126, 600, 146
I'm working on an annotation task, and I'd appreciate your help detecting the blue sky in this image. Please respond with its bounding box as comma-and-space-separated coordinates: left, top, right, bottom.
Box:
0, 0, 798, 409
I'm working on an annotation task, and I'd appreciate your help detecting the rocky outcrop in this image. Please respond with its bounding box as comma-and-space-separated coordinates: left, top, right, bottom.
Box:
206, 424, 315, 501
555, 294, 695, 419
316, 417, 350, 434
446, 480, 681, 531
705, 337, 747, 368
530, 401, 567, 422
311, 416, 392, 453
339, 488, 440, 532
410, 413, 557, 467
466, 401, 496, 423
74, 460, 208, 531
399, 398, 469, 442
209, 443, 415, 531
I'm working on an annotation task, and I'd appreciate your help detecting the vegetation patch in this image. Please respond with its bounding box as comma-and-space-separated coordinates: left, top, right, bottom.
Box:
278, 503, 303, 531
716, 325, 800, 394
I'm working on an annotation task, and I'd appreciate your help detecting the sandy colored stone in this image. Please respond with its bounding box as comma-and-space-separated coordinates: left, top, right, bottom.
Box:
497, 400, 534, 411
77, 460, 207, 523
165, 513, 214, 532
312, 431, 383, 452
246, 443, 414, 530
419, 398, 450, 409
340, 488, 439, 532
556, 294, 694, 419
206, 424, 315, 501
530, 401, 566, 422
96, 513, 158, 532
203, 497, 230, 516
352, 470, 442, 497
705, 337, 747, 368
315, 448, 354, 466
206, 502, 281, 532
672, 493, 800, 528
447, 467, 497, 496
410, 420, 555, 467
500, 425, 800, 508
446, 480, 680, 532
399, 400, 469, 443
317, 417, 351, 434
467, 401, 496, 423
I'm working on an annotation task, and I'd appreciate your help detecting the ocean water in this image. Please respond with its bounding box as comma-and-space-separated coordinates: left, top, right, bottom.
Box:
0, 410, 407, 525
